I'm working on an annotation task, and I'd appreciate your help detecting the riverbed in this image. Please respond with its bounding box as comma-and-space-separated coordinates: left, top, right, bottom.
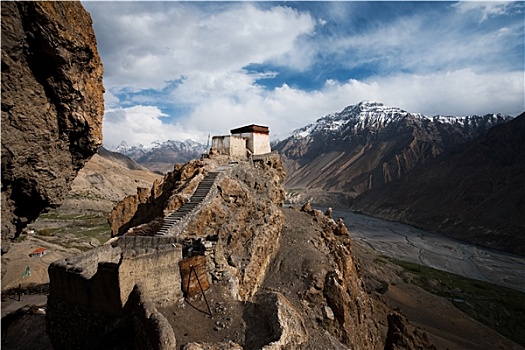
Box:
326, 208, 525, 292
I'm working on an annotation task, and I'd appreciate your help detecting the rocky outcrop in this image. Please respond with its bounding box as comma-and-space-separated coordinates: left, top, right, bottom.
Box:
1, 1, 104, 240
47, 152, 438, 349
384, 310, 436, 350
182, 158, 286, 300
109, 160, 205, 236
110, 154, 287, 301
298, 206, 380, 348
254, 291, 308, 349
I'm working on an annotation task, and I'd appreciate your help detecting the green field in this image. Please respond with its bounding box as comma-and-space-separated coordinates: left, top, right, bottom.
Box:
388, 257, 525, 347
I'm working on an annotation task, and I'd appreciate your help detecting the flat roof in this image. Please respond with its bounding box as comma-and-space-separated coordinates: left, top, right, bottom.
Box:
31, 247, 47, 254
230, 124, 269, 135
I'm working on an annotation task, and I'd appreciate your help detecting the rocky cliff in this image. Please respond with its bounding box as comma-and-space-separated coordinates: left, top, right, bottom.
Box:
109, 154, 287, 301
1, 1, 104, 241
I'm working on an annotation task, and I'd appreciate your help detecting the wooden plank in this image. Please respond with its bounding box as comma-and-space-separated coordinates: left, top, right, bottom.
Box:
178, 255, 210, 298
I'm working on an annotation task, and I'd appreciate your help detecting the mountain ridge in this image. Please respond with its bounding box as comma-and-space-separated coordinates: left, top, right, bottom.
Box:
352, 111, 525, 255
111, 139, 207, 173
274, 101, 512, 201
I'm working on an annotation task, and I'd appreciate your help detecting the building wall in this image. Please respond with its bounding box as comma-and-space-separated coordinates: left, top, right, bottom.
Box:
231, 131, 270, 155
252, 133, 271, 155
119, 247, 183, 307
214, 126, 271, 159
229, 135, 248, 160
47, 241, 183, 350
212, 136, 230, 155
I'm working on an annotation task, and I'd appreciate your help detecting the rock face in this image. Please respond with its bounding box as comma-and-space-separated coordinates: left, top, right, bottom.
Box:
108, 159, 206, 236
1, 1, 104, 240
353, 112, 525, 255
274, 101, 511, 205
110, 154, 287, 301
384, 310, 437, 350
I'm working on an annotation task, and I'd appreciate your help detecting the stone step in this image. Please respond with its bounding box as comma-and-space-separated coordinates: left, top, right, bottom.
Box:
154, 170, 221, 236
164, 219, 181, 223
166, 214, 183, 219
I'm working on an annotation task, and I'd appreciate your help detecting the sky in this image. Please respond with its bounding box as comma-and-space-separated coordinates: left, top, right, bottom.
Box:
81, 1, 525, 148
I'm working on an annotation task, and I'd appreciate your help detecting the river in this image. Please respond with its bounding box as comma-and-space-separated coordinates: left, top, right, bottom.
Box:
325, 208, 525, 293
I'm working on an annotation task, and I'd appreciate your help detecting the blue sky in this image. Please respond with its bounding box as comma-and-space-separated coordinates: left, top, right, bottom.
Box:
81, 1, 525, 147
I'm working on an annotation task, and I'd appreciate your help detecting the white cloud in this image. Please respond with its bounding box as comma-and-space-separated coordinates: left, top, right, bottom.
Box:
172, 69, 525, 143
452, 1, 518, 22
103, 105, 201, 148
331, 69, 524, 117
83, 2, 524, 148
317, 11, 522, 75
86, 2, 316, 91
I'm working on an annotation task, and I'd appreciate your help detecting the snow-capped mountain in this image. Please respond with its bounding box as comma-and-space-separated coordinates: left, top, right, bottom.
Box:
351, 111, 525, 255
273, 101, 512, 201
290, 101, 508, 141
112, 139, 207, 173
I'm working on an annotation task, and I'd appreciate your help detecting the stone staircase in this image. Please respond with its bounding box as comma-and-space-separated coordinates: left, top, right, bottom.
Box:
155, 171, 220, 237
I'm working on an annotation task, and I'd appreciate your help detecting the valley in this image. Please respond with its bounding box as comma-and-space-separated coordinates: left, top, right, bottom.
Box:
330, 208, 525, 292
276, 102, 524, 256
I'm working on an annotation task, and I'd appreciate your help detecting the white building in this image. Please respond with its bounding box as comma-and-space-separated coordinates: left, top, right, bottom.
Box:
211, 124, 271, 160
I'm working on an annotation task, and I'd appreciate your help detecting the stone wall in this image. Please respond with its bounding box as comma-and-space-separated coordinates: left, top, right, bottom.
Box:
128, 284, 177, 350
211, 135, 230, 155
211, 135, 248, 160
229, 135, 248, 160
47, 241, 183, 349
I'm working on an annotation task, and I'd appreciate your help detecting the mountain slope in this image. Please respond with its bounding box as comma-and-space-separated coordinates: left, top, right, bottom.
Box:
64, 148, 162, 212
115, 139, 207, 173
97, 147, 149, 171
352, 112, 525, 255
274, 101, 511, 204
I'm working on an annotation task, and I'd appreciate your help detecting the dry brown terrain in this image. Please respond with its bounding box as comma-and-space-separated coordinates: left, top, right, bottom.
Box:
2, 152, 523, 350
2, 208, 523, 349
354, 240, 524, 350
2, 151, 161, 293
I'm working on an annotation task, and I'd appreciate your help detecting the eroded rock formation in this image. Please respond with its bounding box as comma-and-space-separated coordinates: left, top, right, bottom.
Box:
384, 310, 437, 350
48, 153, 436, 349
109, 159, 205, 236
110, 154, 287, 301
1, 1, 104, 240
